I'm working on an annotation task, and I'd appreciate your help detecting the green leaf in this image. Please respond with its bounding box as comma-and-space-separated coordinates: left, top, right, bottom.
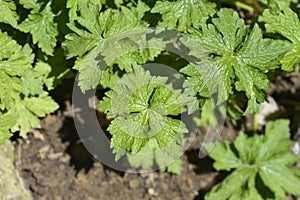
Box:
194, 8, 248, 55
34, 61, 55, 90
263, 7, 300, 71
3, 44, 34, 76
0, 0, 18, 27
19, 2, 58, 55
126, 136, 184, 174
100, 67, 193, 156
205, 119, 300, 199
0, 42, 34, 77
232, 131, 251, 163
64, 1, 149, 58
97, 91, 113, 115
108, 116, 148, 153
259, 0, 299, 9
66, 0, 104, 22
19, 0, 39, 9
196, 99, 226, 126
0, 131, 12, 145
280, 44, 300, 70
0, 31, 59, 140
0, 112, 15, 144
75, 46, 104, 92
0, 30, 20, 59
184, 8, 290, 113
205, 167, 262, 200
126, 138, 157, 169
264, 8, 300, 43
64, 1, 103, 58
237, 24, 290, 70
181, 60, 233, 105
0, 31, 33, 109
180, 63, 213, 98
256, 119, 291, 162
234, 63, 269, 114
166, 159, 182, 175
259, 164, 300, 198
156, 136, 184, 173
21, 70, 44, 96
23, 93, 59, 117
11, 102, 41, 138
11, 93, 59, 137
0, 71, 21, 109
203, 141, 243, 171
151, 0, 216, 32
64, 1, 161, 91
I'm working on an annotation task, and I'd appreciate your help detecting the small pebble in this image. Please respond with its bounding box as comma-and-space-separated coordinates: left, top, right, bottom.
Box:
48, 152, 63, 160
129, 179, 139, 189
148, 188, 156, 196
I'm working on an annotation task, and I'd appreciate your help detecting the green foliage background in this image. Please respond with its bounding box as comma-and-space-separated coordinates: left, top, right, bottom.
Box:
0, 0, 299, 199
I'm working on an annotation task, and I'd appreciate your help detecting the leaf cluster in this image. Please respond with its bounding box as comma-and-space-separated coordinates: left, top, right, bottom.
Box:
64, 0, 299, 173
205, 119, 300, 200
0, 31, 58, 143
0, 0, 299, 179
0, 0, 73, 142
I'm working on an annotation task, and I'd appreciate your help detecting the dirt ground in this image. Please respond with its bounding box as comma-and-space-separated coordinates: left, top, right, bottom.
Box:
13, 72, 300, 200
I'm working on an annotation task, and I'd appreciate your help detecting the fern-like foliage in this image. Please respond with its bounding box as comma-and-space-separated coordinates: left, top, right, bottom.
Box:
0, 31, 58, 143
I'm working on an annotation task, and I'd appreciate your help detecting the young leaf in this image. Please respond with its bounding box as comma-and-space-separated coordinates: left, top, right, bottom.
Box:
0, 31, 59, 139
11, 93, 59, 137
205, 119, 300, 200
166, 159, 182, 175
205, 168, 262, 200
98, 67, 194, 156
256, 119, 291, 162
263, 7, 300, 71
151, 0, 216, 32
0, 31, 32, 109
0, 36, 34, 77
259, 0, 299, 10
0, 0, 18, 27
64, 1, 161, 91
259, 164, 300, 198
66, 0, 104, 22
204, 141, 243, 171
0, 113, 15, 144
18, 1, 58, 55
64, 1, 149, 57
126, 136, 184, 174
183, 8, 290, 114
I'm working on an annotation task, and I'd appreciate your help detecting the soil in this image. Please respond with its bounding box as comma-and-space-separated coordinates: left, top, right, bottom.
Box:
13, 72, 300, 200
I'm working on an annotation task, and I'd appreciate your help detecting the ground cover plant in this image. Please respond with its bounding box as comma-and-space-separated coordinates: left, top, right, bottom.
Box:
0, 0, 299, 199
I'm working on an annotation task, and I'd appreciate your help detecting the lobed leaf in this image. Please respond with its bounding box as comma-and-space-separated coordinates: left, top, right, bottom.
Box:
205, 167, 262, 200
11, 93, 58, 137
205, 119, 300, 199
0, 112, 15, 144
99, 67, 194, 158
151, 0, 216, 32
19, 2, 58, 55
64, 1, 163, 91
0, 31, 58, 139
0, 0, 18, 27
183, 8, 290, 113
263, 7, 300, 71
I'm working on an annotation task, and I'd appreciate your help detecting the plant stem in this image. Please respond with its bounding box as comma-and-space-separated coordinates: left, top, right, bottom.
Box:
235, 1, 255, 13
253, 112, 258, 135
